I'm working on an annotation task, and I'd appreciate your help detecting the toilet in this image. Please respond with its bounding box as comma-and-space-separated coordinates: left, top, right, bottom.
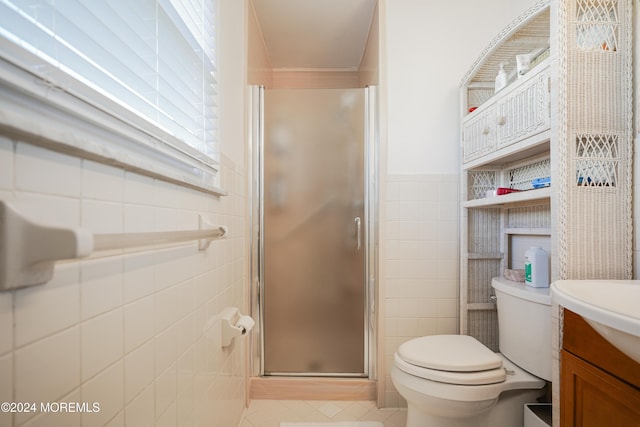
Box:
391, 277, 552, 427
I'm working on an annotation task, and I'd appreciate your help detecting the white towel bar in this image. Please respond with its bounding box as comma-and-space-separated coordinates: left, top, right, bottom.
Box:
0, 200, 227, 291
94, 225, 226, 252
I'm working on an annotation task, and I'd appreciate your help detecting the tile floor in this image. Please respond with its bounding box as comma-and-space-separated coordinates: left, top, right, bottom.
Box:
239, 400, 407, 427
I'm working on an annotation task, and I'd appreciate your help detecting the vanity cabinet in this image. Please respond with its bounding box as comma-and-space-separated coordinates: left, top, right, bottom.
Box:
458, 0, 633, 355
560, 309, 640, 426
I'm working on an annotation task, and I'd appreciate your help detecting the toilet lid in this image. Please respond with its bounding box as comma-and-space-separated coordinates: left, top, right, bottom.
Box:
394, 353, 507, 385
398, 335, 503, 372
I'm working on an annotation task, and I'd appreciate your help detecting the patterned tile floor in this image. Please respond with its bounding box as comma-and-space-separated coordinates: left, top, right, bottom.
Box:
239, 400, 407, 427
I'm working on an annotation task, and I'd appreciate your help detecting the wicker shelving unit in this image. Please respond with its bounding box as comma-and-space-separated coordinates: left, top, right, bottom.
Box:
458, 0, 633, 353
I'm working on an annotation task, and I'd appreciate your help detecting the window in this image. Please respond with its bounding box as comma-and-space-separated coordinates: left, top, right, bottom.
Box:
0, 0, 221, 192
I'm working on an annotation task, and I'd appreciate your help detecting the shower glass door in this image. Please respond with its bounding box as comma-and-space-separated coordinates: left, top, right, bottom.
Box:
262, 88, 366, 376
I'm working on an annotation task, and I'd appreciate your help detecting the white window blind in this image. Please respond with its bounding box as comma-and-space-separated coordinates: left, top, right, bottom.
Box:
0, 0, 218, 165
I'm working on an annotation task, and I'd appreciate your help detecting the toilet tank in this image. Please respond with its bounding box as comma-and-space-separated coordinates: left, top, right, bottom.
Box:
491, 277, 552, 381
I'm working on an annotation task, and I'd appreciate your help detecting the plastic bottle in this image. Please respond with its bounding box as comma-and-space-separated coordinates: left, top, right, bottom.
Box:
524, 246, 549, 287
495, 63, 508, 93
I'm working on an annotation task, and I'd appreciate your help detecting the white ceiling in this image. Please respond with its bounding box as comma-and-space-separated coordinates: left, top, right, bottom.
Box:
250, 0, 377, 69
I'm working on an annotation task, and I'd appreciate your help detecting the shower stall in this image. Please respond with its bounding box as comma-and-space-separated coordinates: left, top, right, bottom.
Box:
249, 86, 378, 378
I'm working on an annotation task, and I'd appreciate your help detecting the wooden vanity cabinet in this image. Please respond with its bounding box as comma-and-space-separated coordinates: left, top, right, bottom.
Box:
560, 309, 640, 426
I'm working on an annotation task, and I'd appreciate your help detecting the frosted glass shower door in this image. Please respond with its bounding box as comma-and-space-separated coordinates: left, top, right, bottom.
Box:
263, 88, 366, 375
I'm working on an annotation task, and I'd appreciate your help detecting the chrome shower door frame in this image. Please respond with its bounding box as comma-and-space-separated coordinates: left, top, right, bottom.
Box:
248, 85, 378, 379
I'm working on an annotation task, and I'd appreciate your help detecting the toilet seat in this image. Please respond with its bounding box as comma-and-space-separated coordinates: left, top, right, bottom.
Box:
395, 335, 507, 385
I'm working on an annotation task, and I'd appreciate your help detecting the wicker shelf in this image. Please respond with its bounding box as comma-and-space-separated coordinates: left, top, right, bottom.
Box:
461, 60, 551, 168
467, 252, 504, 260
462, 187, 551, 208
462, 58, 551, 121
504, 227, 552, 236
458, 1, 553, 353
463, 132, 550, 170
459, 5, 633, 413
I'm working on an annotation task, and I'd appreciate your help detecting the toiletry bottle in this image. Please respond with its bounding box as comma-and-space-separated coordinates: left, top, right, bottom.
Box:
524, 246, 549, 288
495, 63, 508, 93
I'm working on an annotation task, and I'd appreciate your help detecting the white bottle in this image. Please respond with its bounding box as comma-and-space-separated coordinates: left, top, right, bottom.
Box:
495, 63, 508, 93
524, 246, 549, 288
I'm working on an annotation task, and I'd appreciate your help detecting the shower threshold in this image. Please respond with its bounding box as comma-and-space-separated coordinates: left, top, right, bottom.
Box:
250, 377, 377, 401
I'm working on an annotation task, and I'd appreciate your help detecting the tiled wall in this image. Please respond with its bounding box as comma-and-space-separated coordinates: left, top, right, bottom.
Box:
0, 137, 247, 427
382, 174, 459, 407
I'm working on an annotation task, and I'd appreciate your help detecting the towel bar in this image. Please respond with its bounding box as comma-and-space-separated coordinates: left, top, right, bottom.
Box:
0, 200, 226, 291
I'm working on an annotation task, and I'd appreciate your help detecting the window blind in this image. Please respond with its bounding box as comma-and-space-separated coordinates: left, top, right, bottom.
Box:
0, 0, 217, 161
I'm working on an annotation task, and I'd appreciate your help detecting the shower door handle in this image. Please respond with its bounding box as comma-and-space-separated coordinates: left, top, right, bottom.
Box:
354, 217, 362, 251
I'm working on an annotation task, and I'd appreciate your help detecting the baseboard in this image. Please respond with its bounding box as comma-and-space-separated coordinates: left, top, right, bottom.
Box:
249, 377, 377, 401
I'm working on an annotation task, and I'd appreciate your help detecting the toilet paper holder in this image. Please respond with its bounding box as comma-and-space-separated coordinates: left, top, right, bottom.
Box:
220, 307, 255, 348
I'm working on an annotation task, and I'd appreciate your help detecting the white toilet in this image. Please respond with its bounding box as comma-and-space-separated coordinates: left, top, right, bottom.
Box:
391, 277, 552, 427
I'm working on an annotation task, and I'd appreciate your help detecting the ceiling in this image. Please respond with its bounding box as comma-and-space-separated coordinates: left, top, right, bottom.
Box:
250, 0, 377, 69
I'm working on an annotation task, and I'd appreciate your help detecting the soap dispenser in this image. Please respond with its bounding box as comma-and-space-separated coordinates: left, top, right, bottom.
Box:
495, 63, 508, 93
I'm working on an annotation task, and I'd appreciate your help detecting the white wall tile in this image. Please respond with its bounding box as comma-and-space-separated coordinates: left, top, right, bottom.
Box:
0, 291, 13, 356
437, 318, 458, 334
396, 300, 418, 317
123, 204, 154, 233
177, 347, 195, 398
385, 221, 418, 241
385, 318, 399, 337
82, 161, 124, 202
104, 410, 124, 427
81, 258, 124, 320
397, 318, 419, 337
397, 182, 420, 201
176, 386, 195, 427
154, 207, 198, 232
436, 216, 457, 238
418, 318, 438, 336
124, 296, 154, 353
124, 341, 154, 404
439, 179, 459, 202
0, 354, 12, 427
14, 327, 80, 405
437, 259, 459, 280
11, 193, 80, 229
436, 299, 458, 318
153, 247, 195, 291
155, 401, 177, 427
123, 253, 155, 303
418, 181, 440, 202
14, 263, 80, 347
123, 172, 155, 206
175, 315, 195, 358
15, 143, 81, 197
154, 325, 178, 377
153, 180, 179, 209
19, 391, 84, 427
81, 360, 124, 427
418, 221, 440, 242
154, 285, 180, 335
125, 384, 154, 427
417, 300, 438, 316
81, 308, 123, 381
154, 363, 177, 419
0, 136, 13, 189
417, 201, 439, 220
81, 200, 123, 234
385, 201, 419, 221
6, 144, 246, 426
175, 280, 196, 322
383, 174, 461, 401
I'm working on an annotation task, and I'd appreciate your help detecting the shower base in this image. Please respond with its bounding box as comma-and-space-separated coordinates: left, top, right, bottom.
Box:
250, 377, 376, 401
